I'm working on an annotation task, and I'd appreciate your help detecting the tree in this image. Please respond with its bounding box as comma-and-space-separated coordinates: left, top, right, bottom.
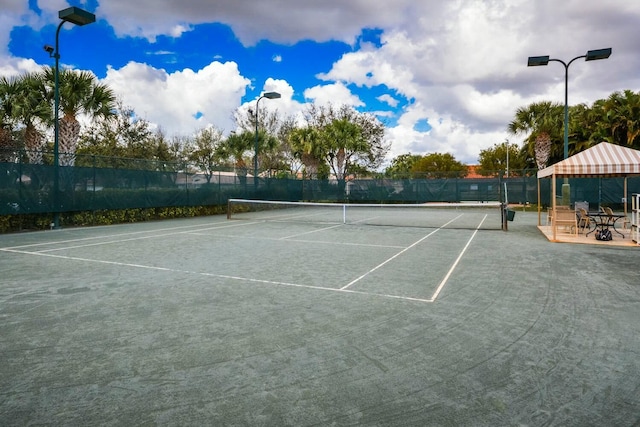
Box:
305, 103, 388, 178
288, 126, 323, 179
42, 66, 116, 166
384, 153, 423, 178
186, 127, 225, 183
78, 100, 152, 163
411, 152, 468, 178
0, 75, 21, 161
7, 73, 50, 164
600, 90, 640, 149
219, 131, 254, 184
508, 101, 564, 169
477, 142, 527, 176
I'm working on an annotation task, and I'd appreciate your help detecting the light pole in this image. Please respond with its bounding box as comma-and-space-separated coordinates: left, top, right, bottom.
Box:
528, 48, 611, 206
253, 91, 281, 184
505, 139, 509, 179
527, 48, 612, 160
44, 6, 96, 229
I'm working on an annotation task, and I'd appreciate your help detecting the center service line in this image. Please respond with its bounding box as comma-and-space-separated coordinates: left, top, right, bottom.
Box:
429, 214, 487, 301
339, 215, 463, 290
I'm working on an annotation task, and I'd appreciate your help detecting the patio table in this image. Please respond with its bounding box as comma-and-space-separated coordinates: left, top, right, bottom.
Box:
586, 212, 626, 238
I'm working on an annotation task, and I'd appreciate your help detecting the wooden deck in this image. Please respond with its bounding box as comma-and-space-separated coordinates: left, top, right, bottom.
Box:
537, 224, 638, 247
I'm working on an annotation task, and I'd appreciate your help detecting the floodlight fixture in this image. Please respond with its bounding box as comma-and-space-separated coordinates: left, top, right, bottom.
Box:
527, 55, 550, 66
263, 91, 281, 100
585, 48, 612, 61
59, 7, 96, 26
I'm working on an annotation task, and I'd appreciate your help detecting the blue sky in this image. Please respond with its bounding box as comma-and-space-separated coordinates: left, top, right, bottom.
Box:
2, 0, 639, 165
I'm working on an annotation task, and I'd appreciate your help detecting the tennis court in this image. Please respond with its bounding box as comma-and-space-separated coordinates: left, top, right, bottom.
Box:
1, 206, 639, 426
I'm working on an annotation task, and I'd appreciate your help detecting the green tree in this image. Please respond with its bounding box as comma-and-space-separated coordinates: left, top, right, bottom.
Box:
384, 153, 423, 178
288, 126, 323, 179
219, 131, 254, 183
477, 141, 527, 176
305, 103, 388, 178
186, 127, 225, 183
8, 73, 50, 164
78, 100, 152, 164
42, 66, 116, 166
0, 75, 22, 161
508, 101, 564, 168
411, 152, 468, 178
600, 90, 640, 148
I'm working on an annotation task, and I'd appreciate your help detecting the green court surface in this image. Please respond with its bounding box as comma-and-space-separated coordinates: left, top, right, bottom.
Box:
1, 211, 638, 426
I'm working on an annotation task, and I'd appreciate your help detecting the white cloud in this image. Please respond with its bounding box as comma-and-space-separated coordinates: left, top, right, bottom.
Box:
377, 94, 399, 108
304, 82, 364, 108
103, 61, 251, 136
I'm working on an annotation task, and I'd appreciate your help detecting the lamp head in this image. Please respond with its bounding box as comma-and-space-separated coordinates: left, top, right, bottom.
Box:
263, 91, 281, 99
527, 56, 550, 66
59, 6, 96, 26
585, 48, 612, 61
43, 45, 55, 54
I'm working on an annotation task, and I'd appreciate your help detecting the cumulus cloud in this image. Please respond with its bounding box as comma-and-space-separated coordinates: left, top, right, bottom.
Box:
95, 0, 415, 45
103, 61, 250, 136
304, 82, 364, 108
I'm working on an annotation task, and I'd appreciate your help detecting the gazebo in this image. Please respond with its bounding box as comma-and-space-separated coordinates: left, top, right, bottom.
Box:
537, 142, 640, 241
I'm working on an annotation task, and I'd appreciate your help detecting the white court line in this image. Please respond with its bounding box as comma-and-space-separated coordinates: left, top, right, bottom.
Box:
0, 248, 432, 303
429, 214, 487, 301
22, 221, 261, 254
1, 220, 249, 251
278, 223, 344, 240
187, 232, 405, 249
339, 214, 464, 291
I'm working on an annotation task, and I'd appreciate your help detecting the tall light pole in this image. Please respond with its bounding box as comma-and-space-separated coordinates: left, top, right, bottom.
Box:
253, 91, 281, 184
505, 139, 509, 179
44, 6, 96, 229
527, 48, 612, 160
528, 48, 611, 206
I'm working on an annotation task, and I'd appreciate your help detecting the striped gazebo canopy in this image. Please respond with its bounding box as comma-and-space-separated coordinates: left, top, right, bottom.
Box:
537, 142, 640, 178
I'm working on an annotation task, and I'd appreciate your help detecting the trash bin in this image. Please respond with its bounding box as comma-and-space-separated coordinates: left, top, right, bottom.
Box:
505, 208, 515, 221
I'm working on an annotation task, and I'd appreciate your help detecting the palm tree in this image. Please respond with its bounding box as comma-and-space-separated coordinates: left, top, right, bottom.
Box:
288, 126, 323, 179
0, 76, 19, 162
221, 131, 253, 185
568, 102, 603, 153
508, 101, 564, 169
42, 66, 116, 166
10, 73, 51, 164
601, 90, 640, 149
321, 118, 366, 181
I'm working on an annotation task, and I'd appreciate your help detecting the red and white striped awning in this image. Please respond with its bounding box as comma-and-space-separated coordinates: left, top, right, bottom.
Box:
537, 142, 640, 178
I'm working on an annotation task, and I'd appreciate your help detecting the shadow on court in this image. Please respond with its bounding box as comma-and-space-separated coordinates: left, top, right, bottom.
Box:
0, 212, 638, 426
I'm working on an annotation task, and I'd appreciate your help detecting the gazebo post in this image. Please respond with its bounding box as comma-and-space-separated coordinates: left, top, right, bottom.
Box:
552, 174, 557, 241
537, 179, 541, 226
624, 177, 628, 219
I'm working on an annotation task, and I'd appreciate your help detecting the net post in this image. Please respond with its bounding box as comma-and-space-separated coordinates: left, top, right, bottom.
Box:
227, 199, 231, 220
343, 204, 346, 224
501, 202, 508, 231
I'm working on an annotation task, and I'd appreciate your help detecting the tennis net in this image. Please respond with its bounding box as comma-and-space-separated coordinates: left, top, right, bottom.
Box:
227, 199, 504, 230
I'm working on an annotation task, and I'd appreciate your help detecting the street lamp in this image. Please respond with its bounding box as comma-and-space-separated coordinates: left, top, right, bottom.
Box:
527, 48, 612, 160
44, 6, 96, 229
528, 48, 611, 207
253, 91, 281, 184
